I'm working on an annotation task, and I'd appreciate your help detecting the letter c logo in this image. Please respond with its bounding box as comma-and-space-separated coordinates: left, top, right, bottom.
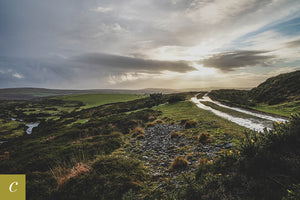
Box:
9, 181, 18, 192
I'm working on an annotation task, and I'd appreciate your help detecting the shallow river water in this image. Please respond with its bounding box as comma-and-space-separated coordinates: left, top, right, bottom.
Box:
25, 123, 39, 134
191, 94, 288, 132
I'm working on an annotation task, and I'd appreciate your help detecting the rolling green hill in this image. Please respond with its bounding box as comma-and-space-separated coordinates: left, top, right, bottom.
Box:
208, 70, 300, 117
250, 70, 300, 105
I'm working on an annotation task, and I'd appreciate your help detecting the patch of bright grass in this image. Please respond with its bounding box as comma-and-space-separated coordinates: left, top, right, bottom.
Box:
201, 101, 262, 119
153, 101, 246, 138
56, 94, 148, 108
251, 100, 300, 117
0, 119, 25, 140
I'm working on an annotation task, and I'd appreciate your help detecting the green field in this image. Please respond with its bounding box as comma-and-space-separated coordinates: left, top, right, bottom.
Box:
56, 93, 148, 108
251, 100, 300, 117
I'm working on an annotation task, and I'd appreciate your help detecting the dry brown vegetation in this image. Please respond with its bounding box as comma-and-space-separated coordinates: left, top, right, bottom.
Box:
131, 126, 145, 138
198, 132, 213, 144
169, 156, 189, 171
170, 131, 181, 139
184, 120, 197, 129
51, 162, 91, 189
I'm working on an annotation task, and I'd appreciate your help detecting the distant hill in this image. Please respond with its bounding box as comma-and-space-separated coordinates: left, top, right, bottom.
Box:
209, 70, 300, 106
0, 88, 178, 100
250, 70, 300, 104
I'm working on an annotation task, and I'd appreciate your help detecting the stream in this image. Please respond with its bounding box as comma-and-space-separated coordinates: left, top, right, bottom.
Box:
11, 118, 39, 134
0, 119, 40, 145
25, 122, 39, 134
191, 94, 288, 132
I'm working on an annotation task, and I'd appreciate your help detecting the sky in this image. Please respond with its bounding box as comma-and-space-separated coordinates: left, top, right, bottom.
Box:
0, 0, 300, 90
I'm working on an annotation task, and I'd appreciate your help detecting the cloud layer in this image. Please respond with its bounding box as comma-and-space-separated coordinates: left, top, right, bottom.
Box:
73, 53, 196, 73
0, 0, 300, 89
200, 51, 276, 71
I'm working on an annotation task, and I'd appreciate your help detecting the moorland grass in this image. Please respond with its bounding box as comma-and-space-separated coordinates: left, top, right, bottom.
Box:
0, 119, 26, 140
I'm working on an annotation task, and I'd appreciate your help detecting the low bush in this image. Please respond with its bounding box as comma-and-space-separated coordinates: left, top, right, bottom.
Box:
168, 94, 186, 104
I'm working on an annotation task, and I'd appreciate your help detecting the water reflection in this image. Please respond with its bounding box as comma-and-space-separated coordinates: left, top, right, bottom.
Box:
191, 94, 288, 132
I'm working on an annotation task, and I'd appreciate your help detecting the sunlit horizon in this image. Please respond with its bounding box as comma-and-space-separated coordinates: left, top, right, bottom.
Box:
0, 0, 300, 89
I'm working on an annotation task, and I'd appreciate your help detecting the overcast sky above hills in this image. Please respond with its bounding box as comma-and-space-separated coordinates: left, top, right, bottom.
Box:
0, 0, 300, 89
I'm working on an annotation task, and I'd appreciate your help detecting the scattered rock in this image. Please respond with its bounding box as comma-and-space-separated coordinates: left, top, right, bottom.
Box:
125, 124, 235, 177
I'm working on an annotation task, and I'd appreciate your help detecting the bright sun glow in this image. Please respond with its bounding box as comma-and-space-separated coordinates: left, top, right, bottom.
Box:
190, 63, 218, 76
148, 43, 218, 61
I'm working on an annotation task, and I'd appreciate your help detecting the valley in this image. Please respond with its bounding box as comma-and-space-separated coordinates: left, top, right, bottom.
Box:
0, 71, 300, 199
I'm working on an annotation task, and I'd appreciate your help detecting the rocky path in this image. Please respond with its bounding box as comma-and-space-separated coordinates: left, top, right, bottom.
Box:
126, 124, 234, 177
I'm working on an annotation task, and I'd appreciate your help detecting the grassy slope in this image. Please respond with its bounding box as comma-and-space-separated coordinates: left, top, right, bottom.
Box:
154, 101, 246, 140
201, 101, 259, 119
209, 71, 300, 117
182, 114, 300, 200
251, 100, 300, 117
250, 70, 300, 104
55, 94, 148, 108
0, 94, 148, 140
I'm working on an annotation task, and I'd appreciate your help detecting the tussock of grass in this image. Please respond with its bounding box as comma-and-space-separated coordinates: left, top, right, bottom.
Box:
110, 131, 123, 138
146, 119, 164, 127
170, 157, 189, 171
136, 134, 145, 140
51, 162, 91, 189
198, 132, 214, 144
131, 127, 145, 138
51, 155, 147, 200
184, 120, 197, 129
170, 131, 181, 139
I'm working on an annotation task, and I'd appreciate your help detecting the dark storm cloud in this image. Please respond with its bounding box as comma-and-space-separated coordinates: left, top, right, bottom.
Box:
73, 53, 196, 73
200, 51, 275, 71
285, 39, 300, 48
0, 54, 195, 89
0, 56, 79, 88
